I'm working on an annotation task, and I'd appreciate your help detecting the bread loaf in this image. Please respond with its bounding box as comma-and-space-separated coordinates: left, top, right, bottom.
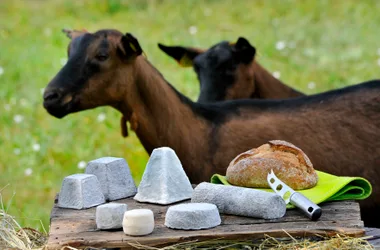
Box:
226, 140, 318, 190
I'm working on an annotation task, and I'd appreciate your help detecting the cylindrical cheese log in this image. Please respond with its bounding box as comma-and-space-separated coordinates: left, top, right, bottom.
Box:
191, 182, 286, 219
122, 209, 154, 236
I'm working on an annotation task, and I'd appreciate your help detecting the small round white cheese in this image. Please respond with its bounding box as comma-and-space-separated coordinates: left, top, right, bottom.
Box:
122, 209, 154, 236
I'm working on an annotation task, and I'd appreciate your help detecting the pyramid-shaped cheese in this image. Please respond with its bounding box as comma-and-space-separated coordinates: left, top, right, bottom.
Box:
134, 147, 193, 204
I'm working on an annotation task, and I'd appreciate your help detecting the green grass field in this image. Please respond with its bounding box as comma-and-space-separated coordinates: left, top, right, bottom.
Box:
0, 0, 379, 231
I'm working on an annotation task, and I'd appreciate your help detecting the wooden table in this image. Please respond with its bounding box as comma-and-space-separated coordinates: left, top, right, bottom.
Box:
46, 194, 366, 250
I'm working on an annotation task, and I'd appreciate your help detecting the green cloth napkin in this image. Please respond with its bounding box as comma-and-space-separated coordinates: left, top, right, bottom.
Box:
210, 171, 372, 209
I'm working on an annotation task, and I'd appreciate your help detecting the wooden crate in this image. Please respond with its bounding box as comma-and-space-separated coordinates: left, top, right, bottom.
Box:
46, 194, 365, 249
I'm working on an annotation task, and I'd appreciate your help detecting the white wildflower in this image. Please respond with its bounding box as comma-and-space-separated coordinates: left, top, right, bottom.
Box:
24, 168, 33, 176
272, 71, 281, 79
0, 66, 3, 76
304, 48, 315, 57
44, 27, 52, 37
20, 98, 28, 107
308, 82, 316, 89
13, 148, 21, 155
60, 58, 67, 66
77, 161, 87, 170
32, 143, 41, 152
13, 115, 24, 123
203, 8, 212, 16
97, 113, 106, 122
271, 18, 280, 26
377, 58, 380, 67
275, 41, 286, 51
40, 88, 45, 95
188, 26, 198, 35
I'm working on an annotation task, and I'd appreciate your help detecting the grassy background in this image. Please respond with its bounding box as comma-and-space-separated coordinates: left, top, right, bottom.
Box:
0, 0, 379, 231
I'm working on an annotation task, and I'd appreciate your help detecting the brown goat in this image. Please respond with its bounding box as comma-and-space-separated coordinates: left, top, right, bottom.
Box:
43, 29, 380, 226
158, 38, 304, 103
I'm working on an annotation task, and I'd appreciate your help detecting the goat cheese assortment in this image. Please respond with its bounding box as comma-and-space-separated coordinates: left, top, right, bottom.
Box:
57, 146, 290, 237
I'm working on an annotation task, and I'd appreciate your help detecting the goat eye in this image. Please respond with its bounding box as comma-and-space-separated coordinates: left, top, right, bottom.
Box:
95, 54, 109, 61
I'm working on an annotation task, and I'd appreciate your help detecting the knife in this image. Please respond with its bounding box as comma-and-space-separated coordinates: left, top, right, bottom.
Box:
267, 169, 322, 220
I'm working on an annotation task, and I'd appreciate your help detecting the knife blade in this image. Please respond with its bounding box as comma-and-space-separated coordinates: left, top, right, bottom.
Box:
267, 169, 322, 220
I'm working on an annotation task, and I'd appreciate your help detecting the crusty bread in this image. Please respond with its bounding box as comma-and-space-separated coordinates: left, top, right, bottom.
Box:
226, 140, 318, 190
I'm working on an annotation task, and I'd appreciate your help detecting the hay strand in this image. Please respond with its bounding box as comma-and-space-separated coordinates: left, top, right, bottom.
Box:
126, 234, 374, 250
0, 188, 47, 250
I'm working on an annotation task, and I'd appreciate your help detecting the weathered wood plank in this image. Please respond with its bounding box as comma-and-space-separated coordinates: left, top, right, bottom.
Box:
48, 221, 365, 250
47, 195, 365, 250
365, 227, 380, 248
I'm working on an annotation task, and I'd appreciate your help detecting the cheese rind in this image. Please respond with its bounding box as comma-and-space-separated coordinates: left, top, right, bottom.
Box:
58, 174, 105, 209
134, 147, 193, 205
191, 182, 286, 219
96, 203, 127, 229
165, 203, 221, 230
86, 157, 137, 201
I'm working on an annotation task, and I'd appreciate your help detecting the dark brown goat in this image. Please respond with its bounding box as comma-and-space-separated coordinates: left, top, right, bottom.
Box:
158, 38, 304, 102
43, 29, 380, 226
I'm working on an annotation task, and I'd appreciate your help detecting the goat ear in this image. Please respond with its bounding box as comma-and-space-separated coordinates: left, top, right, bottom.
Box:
62, 29, 88, 40
120, 33, 143, 58
157, 43, 204, 67
233, 37, 256, 64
